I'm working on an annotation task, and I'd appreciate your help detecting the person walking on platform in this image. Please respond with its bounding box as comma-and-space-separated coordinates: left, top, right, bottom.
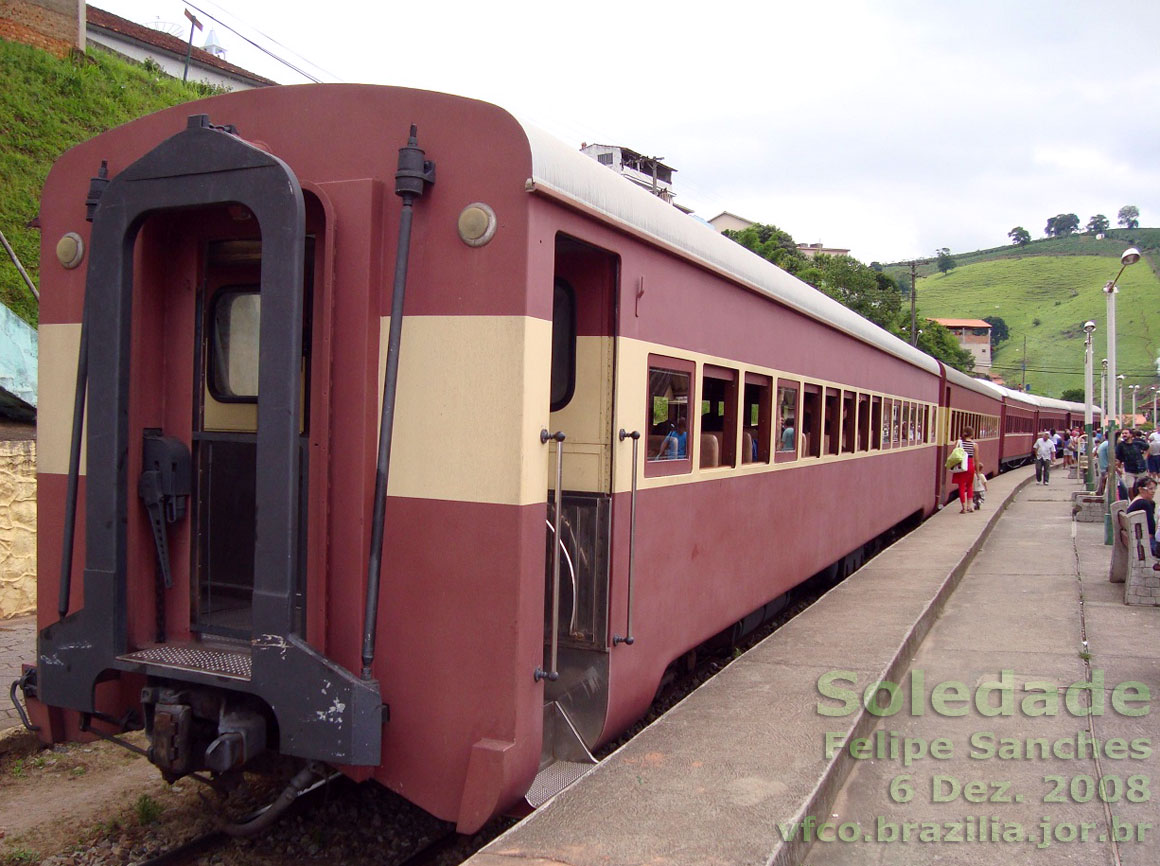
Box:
1117, 429, 1148, 493
1097, 433, 1111, 495
973, 461, 988, 510
1034, 431, 1055, 484
952, 427, 977, 513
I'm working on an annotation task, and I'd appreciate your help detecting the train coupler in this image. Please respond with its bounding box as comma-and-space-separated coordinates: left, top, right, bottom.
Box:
142, 685, 269, 781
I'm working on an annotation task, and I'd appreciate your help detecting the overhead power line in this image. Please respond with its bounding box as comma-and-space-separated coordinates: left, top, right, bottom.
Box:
183, 1, 331, 83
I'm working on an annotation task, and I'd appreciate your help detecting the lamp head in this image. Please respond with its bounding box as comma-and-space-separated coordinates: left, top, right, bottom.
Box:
1121, 247, 1142, 267
1118, 374, 1126, 381
1083, 321, 1096, 334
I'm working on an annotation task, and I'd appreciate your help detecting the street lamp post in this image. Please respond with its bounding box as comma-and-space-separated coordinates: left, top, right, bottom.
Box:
1130, 384, 1140, 424
1101, 359, 1108, 432
1104, 247, 1142, 544
1118, 375, 1126, 428
1083, 321, 1097, 490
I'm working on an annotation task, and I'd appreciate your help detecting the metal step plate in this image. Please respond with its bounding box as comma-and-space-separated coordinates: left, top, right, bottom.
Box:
525, 760, 595, 808
118, 645, 252, 680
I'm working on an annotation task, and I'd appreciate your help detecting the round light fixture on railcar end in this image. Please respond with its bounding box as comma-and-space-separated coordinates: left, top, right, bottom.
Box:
457, 202, 497, 247
56, 232, 84, 269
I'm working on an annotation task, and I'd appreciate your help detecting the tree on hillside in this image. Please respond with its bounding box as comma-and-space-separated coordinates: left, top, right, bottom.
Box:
1086, 214, 1110, 235
1060, 388, 1085, 403
936, 247, 956, 274
1008, 226, 1031, 246
1045, 213, 1080, 237
1118, 205, 1140, 229
982, 315, 1009, 349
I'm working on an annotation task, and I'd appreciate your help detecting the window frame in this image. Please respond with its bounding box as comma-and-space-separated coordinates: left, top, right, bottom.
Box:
776, 379, 801, 463
645, 355, 696, 478
701, 363, 739, 468
743, 372, 773, 465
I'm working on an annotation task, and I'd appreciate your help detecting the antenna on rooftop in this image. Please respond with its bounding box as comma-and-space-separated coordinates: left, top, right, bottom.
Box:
146, 17, 184, 37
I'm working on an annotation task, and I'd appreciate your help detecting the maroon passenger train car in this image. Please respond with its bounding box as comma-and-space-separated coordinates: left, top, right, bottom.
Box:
19, 85, 1086, 832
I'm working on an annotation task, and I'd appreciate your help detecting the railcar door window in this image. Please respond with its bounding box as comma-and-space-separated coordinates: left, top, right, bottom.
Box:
646, 359, 693, 477
208, 290, 260, 400
776, 381, 799, 462
550, 278, 577, 411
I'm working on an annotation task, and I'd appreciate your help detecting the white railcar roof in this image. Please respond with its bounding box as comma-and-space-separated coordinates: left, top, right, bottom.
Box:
522, 124, 941, 377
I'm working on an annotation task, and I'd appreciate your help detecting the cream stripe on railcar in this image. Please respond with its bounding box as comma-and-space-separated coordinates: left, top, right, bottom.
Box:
37, 323, 86, 477
520, 124, 941, 378
378, 315, 552, 506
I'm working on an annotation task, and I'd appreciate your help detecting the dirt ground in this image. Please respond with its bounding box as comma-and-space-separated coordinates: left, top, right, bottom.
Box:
0, 726, 217, 864
0, 726, 507, 866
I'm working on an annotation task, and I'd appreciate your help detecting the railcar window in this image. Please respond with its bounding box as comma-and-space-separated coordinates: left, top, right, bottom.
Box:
908, 403, 917, 445
856, 394, 870, 451
743, 373, 772, 464
841, 391, 856, 453
880, 398, 892, 449
209, 289, 260, 401
646, 360, 693, 477
824, 388, 840, 456
701, 365, 738, 468
550, 278, 577, 411
870, 396, 882, 449
801, 384, 821, 458
891, 402, 901, 448
776, 381, 799, 462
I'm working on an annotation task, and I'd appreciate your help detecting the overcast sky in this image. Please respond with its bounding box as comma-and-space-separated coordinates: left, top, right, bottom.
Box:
93, 0, 1160, 264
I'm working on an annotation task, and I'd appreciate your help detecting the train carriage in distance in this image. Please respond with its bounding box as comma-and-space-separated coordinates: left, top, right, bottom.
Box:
21, 84, 1084, 833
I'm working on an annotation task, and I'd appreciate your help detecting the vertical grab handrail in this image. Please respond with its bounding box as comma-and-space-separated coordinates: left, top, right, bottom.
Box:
613, 430, 640, 646
536, 429, 565, 683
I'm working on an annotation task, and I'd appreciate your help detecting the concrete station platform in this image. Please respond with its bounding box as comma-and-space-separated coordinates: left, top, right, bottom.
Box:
467, 466, 1160, 866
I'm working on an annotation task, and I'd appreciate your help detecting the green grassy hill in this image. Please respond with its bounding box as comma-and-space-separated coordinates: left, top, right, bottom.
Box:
909, 238, 1160, 400
0, 38, 223, 326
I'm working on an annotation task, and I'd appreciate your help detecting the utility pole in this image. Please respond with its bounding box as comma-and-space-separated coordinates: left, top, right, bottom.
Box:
909, 261, 918, 346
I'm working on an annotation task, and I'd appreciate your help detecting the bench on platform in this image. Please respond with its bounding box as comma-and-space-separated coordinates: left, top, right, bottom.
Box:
1110, 501, 1160, 605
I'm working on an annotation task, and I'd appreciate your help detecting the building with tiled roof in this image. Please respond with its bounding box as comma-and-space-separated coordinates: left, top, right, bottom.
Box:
931, 318, 992, 370
86, 5, 277, 91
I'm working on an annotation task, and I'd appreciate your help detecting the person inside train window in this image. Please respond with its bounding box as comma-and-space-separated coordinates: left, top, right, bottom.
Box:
776, 383, 799, 458
647, 365, 691, 469
656, 417, 688, 460
780, 417, 795, 452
